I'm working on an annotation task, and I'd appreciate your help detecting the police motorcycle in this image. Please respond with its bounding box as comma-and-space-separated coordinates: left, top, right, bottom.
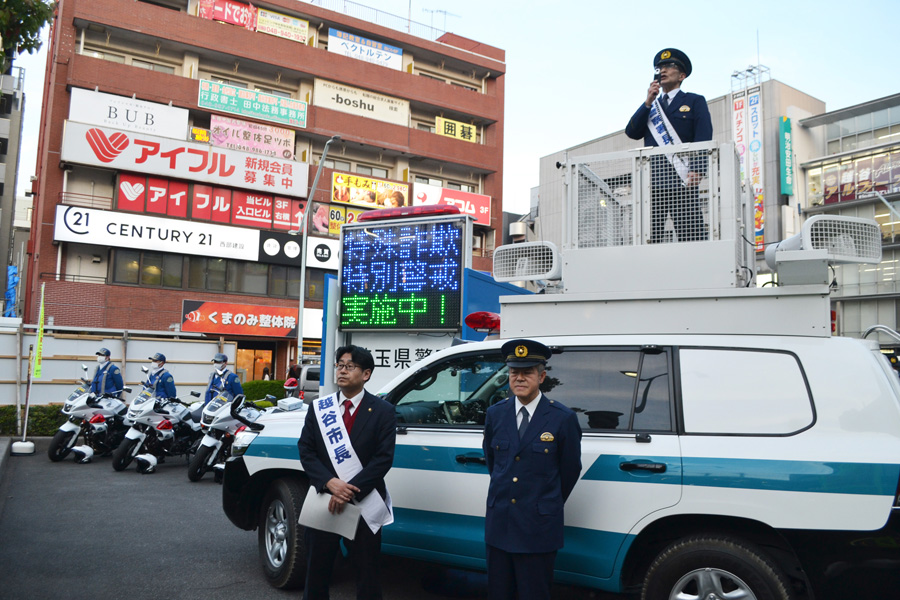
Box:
186, 389, 273, 482
47, 365, 131, 463
111, 368, 204, 473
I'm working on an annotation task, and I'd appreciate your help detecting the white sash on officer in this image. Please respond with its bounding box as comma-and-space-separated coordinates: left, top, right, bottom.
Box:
648, 97, 690, 185
313, 392, 393, 534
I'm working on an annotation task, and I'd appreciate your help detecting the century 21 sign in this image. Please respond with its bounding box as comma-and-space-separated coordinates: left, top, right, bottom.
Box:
339, 218, 465, 332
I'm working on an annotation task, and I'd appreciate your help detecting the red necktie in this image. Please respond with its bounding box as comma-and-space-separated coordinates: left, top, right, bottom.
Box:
343, 399, 355, 433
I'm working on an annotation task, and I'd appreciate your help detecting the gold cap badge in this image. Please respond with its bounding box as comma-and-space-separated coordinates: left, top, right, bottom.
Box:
515, 345, 528, 358
540, 432, 554, 442
661, 50, 671, 60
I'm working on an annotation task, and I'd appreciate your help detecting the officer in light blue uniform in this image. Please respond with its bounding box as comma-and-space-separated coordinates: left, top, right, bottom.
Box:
483, 339, 582, 600
91, 347, 124, 397
205, 353, 243, 404
146, 352, 177, 399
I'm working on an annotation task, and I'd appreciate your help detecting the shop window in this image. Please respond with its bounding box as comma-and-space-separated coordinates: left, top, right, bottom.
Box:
270, 265, 301, 298
208, 258, 226, 291
113, 249, 140, 284
162, 254, 183, 288
227, 261, 268, 294
305, 268, 325, 301
141, 252, 163, 285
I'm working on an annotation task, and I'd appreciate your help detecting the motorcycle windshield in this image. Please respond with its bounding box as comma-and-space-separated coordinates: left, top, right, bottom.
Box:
133, 390, 154, 405
67, 386, 88, 402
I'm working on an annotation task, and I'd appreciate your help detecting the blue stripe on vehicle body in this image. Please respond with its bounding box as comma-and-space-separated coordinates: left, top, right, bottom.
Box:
245, 436, 301, 461
384, 507, 628, 593
680, 457, 900, 496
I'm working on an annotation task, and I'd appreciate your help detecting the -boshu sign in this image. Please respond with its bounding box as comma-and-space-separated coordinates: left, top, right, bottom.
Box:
182, 300, 298, 337
60, 120, 309, 197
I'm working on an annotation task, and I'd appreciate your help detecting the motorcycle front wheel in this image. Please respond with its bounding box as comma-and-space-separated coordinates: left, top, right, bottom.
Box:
187, 444, 216, 482
111, 437, 141, 471
48, 429, 78, 462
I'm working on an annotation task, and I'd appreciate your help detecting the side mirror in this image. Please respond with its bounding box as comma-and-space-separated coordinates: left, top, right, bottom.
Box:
265, 394, 276, 401
122, 387, 132, 394
190, 391, 201, 397
141, 366, 149, 374
82, 364, 88, 372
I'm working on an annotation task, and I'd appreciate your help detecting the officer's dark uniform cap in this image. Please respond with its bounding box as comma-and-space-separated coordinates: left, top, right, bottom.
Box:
149, 352, 166, 362
654, 48, 692, 77
96, 347, 111, 357
501, 339, 551, 368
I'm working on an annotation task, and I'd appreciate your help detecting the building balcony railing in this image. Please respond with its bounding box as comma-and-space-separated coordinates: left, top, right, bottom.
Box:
40, 272, 108, 284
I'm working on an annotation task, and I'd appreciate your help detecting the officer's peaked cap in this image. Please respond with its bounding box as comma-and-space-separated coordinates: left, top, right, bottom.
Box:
149, 352, 166, 362
654, 48, 692, 77
501, 339, 551, 368
212, 353, 228, 363
96, 347, 111, 357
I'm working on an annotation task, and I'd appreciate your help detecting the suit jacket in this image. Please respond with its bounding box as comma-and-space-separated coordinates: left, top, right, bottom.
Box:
483, 394, 582, 553
298, 390, 397, 503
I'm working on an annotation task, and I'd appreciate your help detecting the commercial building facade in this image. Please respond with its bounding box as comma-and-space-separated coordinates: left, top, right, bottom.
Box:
27, 0, 505, 378
1, 64, 26, 316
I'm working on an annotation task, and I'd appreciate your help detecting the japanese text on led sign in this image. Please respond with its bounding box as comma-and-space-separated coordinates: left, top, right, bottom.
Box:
340, 220, 463, 331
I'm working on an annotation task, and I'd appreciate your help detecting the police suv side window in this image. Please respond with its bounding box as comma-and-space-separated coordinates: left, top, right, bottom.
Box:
390, 353, 508, 427
680, 348, 813, 435
542, 349, 673, 432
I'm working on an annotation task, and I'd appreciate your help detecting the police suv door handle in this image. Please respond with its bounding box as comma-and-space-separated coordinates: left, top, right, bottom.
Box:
619, 460, 667, 473
455, 453, 487, 466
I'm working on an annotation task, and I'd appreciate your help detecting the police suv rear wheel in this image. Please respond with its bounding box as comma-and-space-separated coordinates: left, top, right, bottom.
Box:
642, 535, 793, 600
258, 477, 308, 589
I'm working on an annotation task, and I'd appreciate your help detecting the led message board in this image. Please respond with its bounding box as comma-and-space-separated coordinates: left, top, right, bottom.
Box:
340, 218, 464, 331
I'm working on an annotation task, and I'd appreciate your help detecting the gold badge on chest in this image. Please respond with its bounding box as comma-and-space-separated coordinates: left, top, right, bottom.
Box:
540, 432, 554, 442
679, 105, 690, 112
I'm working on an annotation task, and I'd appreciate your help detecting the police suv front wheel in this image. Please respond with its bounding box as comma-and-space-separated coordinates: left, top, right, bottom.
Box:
642, 535, 794, 600
258, 477, 308, 589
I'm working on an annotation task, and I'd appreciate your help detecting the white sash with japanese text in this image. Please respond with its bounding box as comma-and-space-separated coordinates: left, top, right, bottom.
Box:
648, 98, 691, 185
312, 393, 393, 534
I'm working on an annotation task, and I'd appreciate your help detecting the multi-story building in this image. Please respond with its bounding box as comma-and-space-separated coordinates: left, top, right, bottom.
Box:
26, 0, 505, 378
1, 64, 26, 315
798, 93, 900, 343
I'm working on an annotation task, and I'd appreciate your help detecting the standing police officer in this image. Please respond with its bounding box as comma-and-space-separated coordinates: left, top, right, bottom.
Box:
205, 353, 243, 404
146, 352, 177, 399
483, 339, 582, 600
91, 347, 124, 398
625, 48, 713, 243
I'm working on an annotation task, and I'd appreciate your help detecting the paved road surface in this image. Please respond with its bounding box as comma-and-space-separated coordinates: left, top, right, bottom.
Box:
0, 438, 629, 600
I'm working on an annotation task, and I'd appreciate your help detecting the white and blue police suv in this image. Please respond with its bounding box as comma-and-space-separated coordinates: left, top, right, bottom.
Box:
222, 146, 900, 600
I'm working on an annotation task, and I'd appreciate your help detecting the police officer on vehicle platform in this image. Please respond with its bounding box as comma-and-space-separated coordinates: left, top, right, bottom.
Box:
91, 347, 124, 398
625, 48, 713, 243
205, 353, 243, 404
483, 339, 583, 600
146, 352, 177, 399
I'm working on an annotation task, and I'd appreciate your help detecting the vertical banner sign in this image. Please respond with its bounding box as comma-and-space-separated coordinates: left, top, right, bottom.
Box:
731, 91, 747, 185
779, 117, 794, 196
747, 87, 765, 250
33, 283, 46, 379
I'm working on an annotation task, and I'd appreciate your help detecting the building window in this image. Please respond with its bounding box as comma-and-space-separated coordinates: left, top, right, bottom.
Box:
417, 123, 435, 133
323, 158, 352, 172
270, 265, 301, 297
113, 250, 140, 284
356, 165, 389, 179
211, 77, 247, 88
415, 175, 442, 187
226, 261, 268, 294
131, 59, 176, 74
447, 182, 476, 193
305, 268, 326, 301
86, 50, 126, 64
256, 86, 292, 98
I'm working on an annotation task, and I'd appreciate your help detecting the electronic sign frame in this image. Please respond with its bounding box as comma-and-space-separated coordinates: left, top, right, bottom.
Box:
338, 215, 472, 332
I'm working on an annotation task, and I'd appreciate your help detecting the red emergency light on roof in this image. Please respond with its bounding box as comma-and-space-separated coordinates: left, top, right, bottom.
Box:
356, 204, 461, 222
465, 311, 501, 333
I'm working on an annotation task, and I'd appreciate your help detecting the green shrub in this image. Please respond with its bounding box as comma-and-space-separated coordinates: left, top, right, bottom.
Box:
242, 380, 286, 402
0, 405, 68, 437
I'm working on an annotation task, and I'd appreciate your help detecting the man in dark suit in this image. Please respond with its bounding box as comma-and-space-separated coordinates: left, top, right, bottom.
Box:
483, 339, 582, 600
298, 345, 396, 600
625, 48, 713, 243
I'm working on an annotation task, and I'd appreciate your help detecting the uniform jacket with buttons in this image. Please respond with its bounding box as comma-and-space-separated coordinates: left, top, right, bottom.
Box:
91, 362, 124, 397
625, 90, 713, 189
483, 394, 582, 553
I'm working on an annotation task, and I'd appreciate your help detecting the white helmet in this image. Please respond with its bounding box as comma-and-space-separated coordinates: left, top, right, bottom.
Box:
135, 453, 158, 474
71, 445, 95, 464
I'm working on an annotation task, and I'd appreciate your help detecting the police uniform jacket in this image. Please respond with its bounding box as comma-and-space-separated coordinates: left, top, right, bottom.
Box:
483, 394, 582, 554
147, 369, 176, 399
298, 390, 397, 503
91, 362, 124, 396
205, 369, 243, 404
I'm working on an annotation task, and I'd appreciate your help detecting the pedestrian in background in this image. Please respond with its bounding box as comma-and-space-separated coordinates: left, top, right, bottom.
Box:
482, 339, 582, 600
